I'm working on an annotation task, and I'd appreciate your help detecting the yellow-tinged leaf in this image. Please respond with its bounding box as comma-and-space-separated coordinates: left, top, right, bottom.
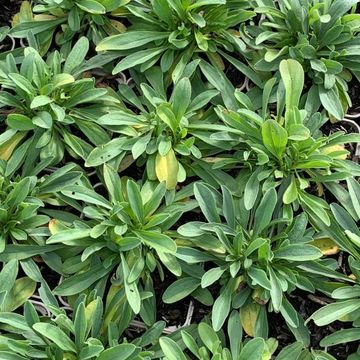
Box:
207, 52, 225, 71
103, 284, 126, 333
109, 19, 127, 33
0, 132, 26, 161
85, 299, 99, 325
63, 353, 77, 360
111, 2, 131, 16
263, 338, 278, 360
240, 302, 261, 337
175, 238, 192, 246
7, 277, 36, 311
12, 1, 33, 26
311, 238, 339, 256
11, 13, 21, 27
321, 144, 348, 160
33, 14, 58, 20
155, 149, 179, 190
48, 219, 69, 235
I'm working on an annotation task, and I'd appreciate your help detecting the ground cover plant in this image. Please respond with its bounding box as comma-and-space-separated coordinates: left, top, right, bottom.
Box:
0, 0, 360, 359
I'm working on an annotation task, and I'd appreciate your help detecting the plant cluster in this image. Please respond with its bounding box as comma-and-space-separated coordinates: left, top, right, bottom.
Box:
0, 0, 360, 359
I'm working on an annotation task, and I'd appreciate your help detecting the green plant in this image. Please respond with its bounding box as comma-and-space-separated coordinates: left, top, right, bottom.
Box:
0, 38, 118, 167
96, 0, 255, 80
213, 59, 360, 225
11, 0, 127, 54
0, 292, 164, 360
160, 317, 334, 360
0, 173, 47, 252
85, 70, 225, 189
46, 166, 196, 317
308, 237, 360, 359
245, 0, 359, 119
0, 161, 83, 252
174, 182, 332, 336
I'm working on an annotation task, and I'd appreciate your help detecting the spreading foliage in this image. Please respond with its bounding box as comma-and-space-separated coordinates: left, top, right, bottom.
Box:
0, 0, 360, 359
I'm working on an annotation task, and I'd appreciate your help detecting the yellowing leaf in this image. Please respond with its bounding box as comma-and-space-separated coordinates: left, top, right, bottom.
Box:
0, 132, 26, 161
48, 219, 69, 235
33, 14, 58, 20
12, 1, 33, 26
7, 277, 36, 311
321, 144, 348, 160
311, 238, 339, 256
109, 19, 126, 33
155, 149, 179, 190
240, 302, 260, 337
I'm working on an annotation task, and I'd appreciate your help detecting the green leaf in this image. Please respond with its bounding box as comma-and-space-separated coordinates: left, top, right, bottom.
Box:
112, 47, 167, 74
7, 114, 36, 131
121, 254, 141, 314
157, 103, 178, 133
228, 310, 242, 360
248, 267, 271, 291
275, 342, 303, 360
8, 73, 35, 95
54, 264, 112, 296
135, 230, 176, 253
347, 178, 360, 218
97, 344, 137, 360
274, 244, 323, 261
172, 77, 191, 120
144, 182, 166, 217
64, 36, 89, 74
239, 338, 265, 360
103, 163, 123, 203
280, 297, 299, 328
33, 323, 76, 352
309, 300, 360, 326
97, 31, 169, 51
5, 176, 33, 208
198, 322, 220, 352
262, 120, 288, 158
10, 19, 64, 37
194, 183, 220, 223
61, 185, 112, 209
320, 328, 360, 347
85, 138, 126, 167
201, 267, 226, 288
0, 313, 31, 331
159, 337, 187, 360
279, 59, 304, 109
47, 229, 91, 244
253, 188, 277, 236
268, 267, 282, 312
244, 169, 260, 210
199, 60, 237, 110
127, 180, 144, 223
0, 260, 18, 293
319, 86, 345, 120
30, 95, 53, 109
76, 0, 106, 14
283, 176, 298, 204
162, 277, 200, 303
212, 280, 234, 331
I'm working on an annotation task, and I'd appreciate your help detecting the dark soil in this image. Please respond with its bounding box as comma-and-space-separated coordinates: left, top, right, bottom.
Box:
349, 79, 360, 113
0, 0, 21, 26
